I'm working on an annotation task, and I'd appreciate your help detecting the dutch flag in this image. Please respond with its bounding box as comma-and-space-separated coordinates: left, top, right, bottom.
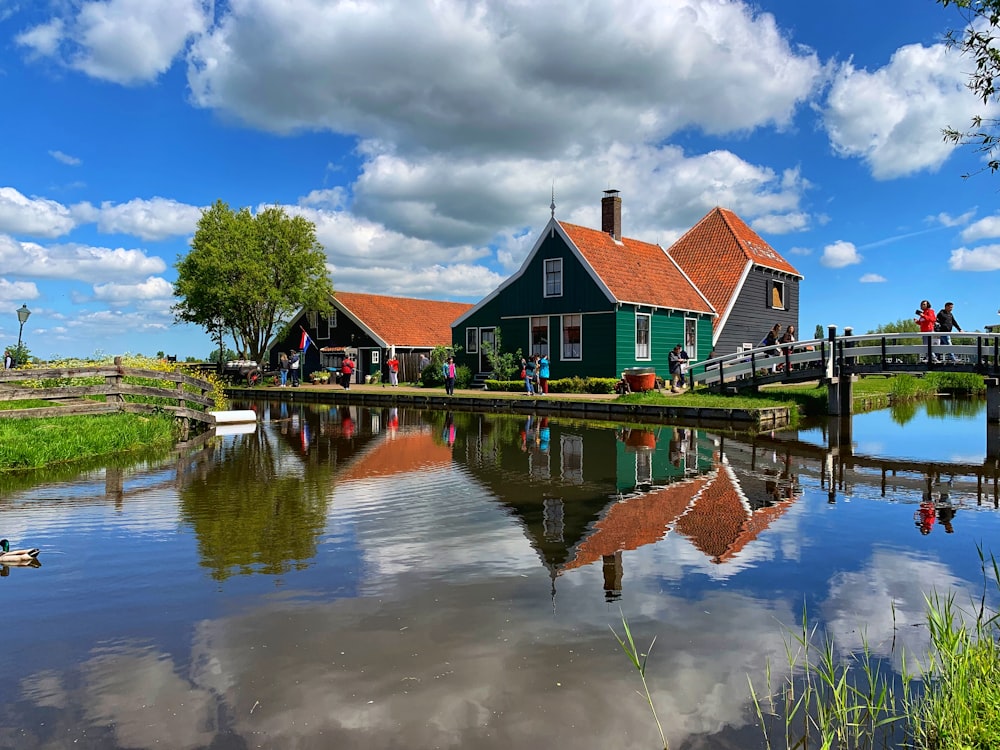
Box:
299, 328, 314, 353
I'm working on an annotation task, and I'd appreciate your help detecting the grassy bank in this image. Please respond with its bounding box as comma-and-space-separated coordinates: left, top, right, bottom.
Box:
0, 412, 180, 470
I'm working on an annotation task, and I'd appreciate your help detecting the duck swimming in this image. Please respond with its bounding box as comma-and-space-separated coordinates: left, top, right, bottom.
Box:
0, 539, 40, 564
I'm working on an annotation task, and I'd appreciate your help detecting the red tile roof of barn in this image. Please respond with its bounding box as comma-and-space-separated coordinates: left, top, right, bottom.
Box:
667, 208, 801, 331
333, 291, 473, 348
558, 222, 715, 315
338, 429, 453, 483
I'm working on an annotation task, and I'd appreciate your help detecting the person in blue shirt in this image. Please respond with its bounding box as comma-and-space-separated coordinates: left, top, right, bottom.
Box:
538, 354, 550, 394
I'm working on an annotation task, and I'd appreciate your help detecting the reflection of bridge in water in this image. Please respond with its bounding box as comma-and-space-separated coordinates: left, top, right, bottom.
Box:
727, 417, 1000, 508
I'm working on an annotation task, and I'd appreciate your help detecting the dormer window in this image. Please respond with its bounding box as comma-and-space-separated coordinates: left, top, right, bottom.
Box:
544, 258, 563, 298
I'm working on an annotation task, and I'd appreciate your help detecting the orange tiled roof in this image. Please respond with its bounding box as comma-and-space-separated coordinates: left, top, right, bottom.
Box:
559, 222, 715, 315
674, 462, 796, 564
667, 208, 801, 332
561, 476, 711, 572
337, 429, 453, 483
333, 291, 473, 348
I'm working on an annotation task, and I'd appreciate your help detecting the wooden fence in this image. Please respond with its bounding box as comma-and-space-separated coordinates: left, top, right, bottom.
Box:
0, 359, 216, 431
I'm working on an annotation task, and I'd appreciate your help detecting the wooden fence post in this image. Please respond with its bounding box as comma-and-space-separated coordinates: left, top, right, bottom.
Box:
107, 356, 124, 404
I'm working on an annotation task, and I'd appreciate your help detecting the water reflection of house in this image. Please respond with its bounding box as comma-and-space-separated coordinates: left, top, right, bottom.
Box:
559, 457, 799, 599
336, 427, 454, 484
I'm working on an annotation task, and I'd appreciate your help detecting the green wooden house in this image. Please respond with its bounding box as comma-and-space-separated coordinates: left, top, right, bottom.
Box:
452, 191, 716, 380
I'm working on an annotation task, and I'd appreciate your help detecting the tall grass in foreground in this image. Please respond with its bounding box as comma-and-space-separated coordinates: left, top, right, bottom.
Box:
748, 608, 906, 750
611, 613, 669, 750
0, 412, 179, 470
748, 548, 1000, 750
617, 548, 1000, 749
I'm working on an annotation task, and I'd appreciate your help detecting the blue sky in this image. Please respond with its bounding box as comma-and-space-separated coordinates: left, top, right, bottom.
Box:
2, 0, 999, 361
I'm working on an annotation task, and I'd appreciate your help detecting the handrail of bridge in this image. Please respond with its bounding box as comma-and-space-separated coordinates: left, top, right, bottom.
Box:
691, 330, 1000, 390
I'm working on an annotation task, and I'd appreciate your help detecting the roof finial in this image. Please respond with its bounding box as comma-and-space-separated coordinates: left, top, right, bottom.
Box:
550, 183, 556, 219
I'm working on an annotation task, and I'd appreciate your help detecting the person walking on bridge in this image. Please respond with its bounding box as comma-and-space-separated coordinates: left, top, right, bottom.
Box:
936, 302, 962, 363
915, 300, 938, 362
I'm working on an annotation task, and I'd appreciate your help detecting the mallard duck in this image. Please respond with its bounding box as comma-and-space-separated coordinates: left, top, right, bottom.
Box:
0, 539, 40, 564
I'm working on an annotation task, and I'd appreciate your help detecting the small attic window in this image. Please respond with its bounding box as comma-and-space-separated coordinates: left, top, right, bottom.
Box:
767, 279, 785, 310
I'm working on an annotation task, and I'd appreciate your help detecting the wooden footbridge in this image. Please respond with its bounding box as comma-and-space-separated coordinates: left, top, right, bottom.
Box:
692, 327, 1000, 420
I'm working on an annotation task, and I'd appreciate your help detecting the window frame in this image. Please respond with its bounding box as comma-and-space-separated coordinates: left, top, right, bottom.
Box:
317, 313, 331, 340
561, 313, 582, 361
530, 316, 549, 357
466, 327, 478, 354
544, 258, 563, 298
635, 312, 651, 360
767, 279, 786, 310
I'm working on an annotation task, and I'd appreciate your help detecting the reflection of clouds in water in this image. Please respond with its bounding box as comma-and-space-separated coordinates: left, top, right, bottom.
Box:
822, 549, 971, 670
180, 580, 799, 749
81, 644, 217, 749
15, 644, 218, 750
331, 468, 540, 583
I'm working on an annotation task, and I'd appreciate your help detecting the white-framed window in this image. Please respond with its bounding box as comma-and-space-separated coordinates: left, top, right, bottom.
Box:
560, 434, 584, 484
684, 317, 697, 361
635, 312, 651, 360
544, 258, 563, 298
466, 327, 478, 354
531, 316, 549, 356
767, 279, 786, 310
561, 314, 582, 360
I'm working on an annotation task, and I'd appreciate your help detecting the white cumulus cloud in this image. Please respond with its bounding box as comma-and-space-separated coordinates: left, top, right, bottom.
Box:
820, 240, 862, 268
97, 197, 203, 241
16, 0, 212, 85
961, 214, 1000, 243
859, 273, 886, 282
821, 42, 996, 179
0, 187, 78, 238
949, 244, 1000, 271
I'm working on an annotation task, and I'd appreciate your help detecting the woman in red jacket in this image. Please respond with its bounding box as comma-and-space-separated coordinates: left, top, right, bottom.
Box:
915, 300, 939, 363
915, 300, 936, 333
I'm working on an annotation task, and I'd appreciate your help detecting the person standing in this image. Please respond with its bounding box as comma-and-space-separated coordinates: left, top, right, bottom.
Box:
289, 350, 300, 387
677, 347, 690, 388
538, 353, 550, 394
669, 344, 683, 392
915, 300, 938, 362
340, 353, 355, 389
386, 352, 400, 386
3, 350, 11, 369
442, 356, 456, 395
936, 302, 962, 363
523, 355, 536, 395
779, 325, 796, 371
278, 352, 289, 386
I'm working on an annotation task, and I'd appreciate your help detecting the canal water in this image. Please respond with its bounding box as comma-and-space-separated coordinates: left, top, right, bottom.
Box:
1, 397, 998, 749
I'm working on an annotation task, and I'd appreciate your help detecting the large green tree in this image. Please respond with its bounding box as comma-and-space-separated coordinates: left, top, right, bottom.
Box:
939, 0, 1000, 175
174, 201, 333, 363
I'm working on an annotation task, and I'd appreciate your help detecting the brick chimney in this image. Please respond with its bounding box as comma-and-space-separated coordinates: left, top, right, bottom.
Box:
601, 189, 621, 241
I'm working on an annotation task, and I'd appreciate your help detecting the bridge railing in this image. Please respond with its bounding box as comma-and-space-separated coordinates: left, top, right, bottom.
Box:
692, 330, 1000, 389
835, 332, 1000, 374
691, 338, 828, 388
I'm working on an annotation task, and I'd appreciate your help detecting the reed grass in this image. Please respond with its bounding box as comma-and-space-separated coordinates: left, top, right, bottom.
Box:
748, 548, 1000, 750
619, 548, 1000, 750
611, 612, 669, 750
0, 412, 179, 470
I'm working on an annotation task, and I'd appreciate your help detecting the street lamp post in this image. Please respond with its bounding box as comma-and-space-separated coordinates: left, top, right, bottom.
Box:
16, 304, 31, 352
